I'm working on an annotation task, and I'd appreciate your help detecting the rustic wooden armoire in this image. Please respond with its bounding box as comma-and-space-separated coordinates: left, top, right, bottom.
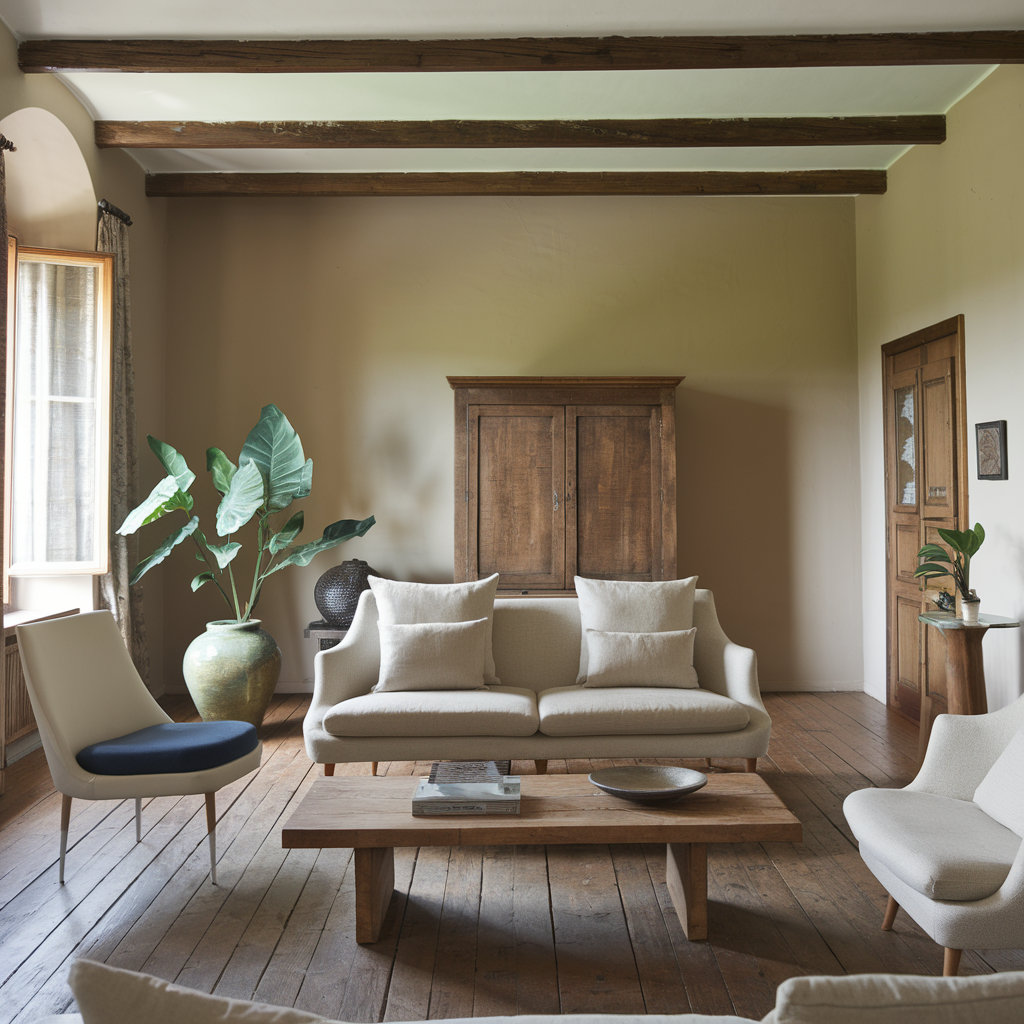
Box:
449, 376, 681, 594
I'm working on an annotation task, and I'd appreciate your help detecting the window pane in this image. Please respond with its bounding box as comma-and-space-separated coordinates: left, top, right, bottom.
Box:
11, 259, 102, 567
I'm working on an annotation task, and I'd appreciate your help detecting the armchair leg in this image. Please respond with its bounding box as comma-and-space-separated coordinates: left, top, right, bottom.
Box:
324, 763, 335, 776
882, 895, 899, 931
745, 758, 758, 773
135, 797, 142, 842
943, 948, 962, 977
535, 760, 548, 775
205, 792, 218, 886
59, 794, 72, 885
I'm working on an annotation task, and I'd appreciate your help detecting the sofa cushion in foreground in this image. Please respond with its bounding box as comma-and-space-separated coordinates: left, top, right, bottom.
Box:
768, 971, 1024, 1024
66, 959, 752, 1024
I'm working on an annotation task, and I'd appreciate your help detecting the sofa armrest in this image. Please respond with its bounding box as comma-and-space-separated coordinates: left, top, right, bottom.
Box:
693, 590, 766, 713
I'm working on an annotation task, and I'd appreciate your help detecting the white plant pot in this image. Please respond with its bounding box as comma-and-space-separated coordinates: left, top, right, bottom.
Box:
962, 600, 981, 625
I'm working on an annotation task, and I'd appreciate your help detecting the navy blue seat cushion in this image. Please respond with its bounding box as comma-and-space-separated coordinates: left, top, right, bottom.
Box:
76, 721, 258, 776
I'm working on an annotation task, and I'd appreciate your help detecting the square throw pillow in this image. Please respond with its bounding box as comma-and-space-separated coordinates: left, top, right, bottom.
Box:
574, 575, 698, 684
973, 725, 1024, 837
68, 957, 331, 1024
583, 627, 698, 689
369, 574, 501, 684
373, 618, 488, 692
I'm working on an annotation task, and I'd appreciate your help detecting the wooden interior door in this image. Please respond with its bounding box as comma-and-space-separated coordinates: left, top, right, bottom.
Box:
882, 316, 967, 730
467, 404, 565, 589
566, 405, 662, 582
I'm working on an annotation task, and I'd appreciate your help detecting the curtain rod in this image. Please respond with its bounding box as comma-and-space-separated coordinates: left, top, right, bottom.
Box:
0, 134, 16, 152
98, 198, 132, 227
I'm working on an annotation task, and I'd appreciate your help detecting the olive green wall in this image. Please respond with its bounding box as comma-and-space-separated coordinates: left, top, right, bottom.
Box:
163, 194, 863, 691
856, 64, 1024, 711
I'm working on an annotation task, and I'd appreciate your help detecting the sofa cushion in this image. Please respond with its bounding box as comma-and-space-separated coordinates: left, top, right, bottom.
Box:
771, 970, 1024, 1024
76, 721, 258, 777
373, 618, 488, 692
973, 725, 1024, 837
322, 686, 540, 738
574, 576, 698, 684
369, 574, 501, 684
537, 686, 749, 737
844, 788, 1021, 902
583, 627, 698, 689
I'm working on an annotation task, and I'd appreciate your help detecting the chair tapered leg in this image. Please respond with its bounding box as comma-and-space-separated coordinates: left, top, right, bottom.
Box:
324, 763, 335, 776
882, 895, 899, 931
535, 760, 548, 775
745, 758, 758, 773
205, 792, 217, 885
59, 794, 72, 884
943, 948, 962, 977
135, 797, 142, 842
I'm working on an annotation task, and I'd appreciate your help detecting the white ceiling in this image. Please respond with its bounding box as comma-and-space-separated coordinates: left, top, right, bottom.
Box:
1, 1, 1020, 179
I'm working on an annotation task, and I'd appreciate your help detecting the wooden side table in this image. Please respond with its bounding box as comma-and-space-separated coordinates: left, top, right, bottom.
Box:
917, 611, 1020, 758
303, 621, 348, 651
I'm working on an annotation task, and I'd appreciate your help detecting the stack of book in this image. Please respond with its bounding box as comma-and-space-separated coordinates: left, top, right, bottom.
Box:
412, 760, 521, 816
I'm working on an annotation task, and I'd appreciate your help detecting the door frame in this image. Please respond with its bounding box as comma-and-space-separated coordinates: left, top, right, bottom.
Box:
881, 314, 968, 721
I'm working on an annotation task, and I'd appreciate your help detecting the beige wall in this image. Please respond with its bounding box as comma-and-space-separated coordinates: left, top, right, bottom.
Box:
857, 64, 1024, 710
1, 22, 168, 691
163, 194, 863, 692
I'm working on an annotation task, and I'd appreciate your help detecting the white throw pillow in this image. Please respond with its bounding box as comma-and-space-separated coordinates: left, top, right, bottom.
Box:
68, 958, 330, 1024
973, 726, 1024, 837
373, 619, 488, 692
369, 574, 501, 684
772, 970, 1024, 1024
583, 627, 698, 689
574, 575, 698, 684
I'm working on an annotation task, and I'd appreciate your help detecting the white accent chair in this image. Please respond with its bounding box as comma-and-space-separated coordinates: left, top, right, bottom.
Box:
16, 610, 263, 885
843, 694, 1024, 976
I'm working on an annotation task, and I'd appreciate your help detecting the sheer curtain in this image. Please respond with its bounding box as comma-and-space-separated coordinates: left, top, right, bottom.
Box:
96, 207, 150, 687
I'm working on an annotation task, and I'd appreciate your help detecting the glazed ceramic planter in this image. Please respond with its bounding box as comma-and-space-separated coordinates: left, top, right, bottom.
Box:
183, 619, 282, 728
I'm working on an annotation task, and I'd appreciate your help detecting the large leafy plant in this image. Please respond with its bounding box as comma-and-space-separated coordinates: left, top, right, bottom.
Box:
914, 523, 985, 602
118, 404, 374, 621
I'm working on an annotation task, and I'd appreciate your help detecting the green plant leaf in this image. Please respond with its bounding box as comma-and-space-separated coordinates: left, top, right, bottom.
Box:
239, 404, 307, 512
269, 510, 304, 554
206, 541, 242, 569
936, 528, 969, 553
295, 459, 313, 499
260, 515, 375, 578
913, 563, 953, 578
117, 475, 184, 535
206, 447, 238, 495
974, 522, 986, 545
916, 544, 950, 562
129, 517, 200, 585
215, 459, 265, 536
191, 572, 216, 592
147, 436, 195, 493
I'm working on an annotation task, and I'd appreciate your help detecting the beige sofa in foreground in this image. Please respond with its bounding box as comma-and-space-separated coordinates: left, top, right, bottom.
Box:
38, 958, 1024, 1024
303, 589, 771, 773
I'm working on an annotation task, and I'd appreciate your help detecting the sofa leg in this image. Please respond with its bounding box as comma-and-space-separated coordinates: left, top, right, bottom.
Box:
745, 758, 757, 773
881, 895, 899, 931
535, 760, 548, 775
943, 948, 962, 977
371, 762, 378, 776
324, 763, 335, 777
704, 758, 712, 768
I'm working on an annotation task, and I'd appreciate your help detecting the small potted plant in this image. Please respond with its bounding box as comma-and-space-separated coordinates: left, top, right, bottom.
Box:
119, 404, 374, 726
914, 523, 985, 624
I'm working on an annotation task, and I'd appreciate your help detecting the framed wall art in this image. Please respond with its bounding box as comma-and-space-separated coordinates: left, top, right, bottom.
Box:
976, 420, 1008, 480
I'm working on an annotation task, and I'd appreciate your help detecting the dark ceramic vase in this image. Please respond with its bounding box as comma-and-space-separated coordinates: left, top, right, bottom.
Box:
314, 559, 381, 628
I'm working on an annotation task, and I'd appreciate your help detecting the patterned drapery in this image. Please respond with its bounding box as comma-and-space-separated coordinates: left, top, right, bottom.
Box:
96, 208, 151, 688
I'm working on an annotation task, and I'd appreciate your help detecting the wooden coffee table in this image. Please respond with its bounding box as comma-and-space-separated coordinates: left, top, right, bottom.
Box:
281, 772, 801, 944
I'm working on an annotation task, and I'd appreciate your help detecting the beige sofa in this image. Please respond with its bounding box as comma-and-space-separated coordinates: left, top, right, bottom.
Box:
40, 958, 1024, 1024
303, 588, 771, 771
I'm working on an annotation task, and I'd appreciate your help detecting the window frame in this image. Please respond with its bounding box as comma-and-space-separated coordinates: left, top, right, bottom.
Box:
4, 241, 114, 583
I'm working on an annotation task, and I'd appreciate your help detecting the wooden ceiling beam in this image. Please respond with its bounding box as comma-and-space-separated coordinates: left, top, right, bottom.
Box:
145, 169, 886, 198
97, 115, 944, 149
20, 31, 1024, 74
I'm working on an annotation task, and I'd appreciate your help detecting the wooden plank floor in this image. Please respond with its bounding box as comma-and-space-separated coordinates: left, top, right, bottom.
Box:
1, 692, 1021, 1022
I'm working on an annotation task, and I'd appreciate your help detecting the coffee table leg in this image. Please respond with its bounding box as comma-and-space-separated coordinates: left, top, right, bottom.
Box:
355, 847, 395, 943
666, 842, 708, 940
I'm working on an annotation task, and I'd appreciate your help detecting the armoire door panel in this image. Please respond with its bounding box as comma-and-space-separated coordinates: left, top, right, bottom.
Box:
469, 405, 565, 588
568, 406, 659, 581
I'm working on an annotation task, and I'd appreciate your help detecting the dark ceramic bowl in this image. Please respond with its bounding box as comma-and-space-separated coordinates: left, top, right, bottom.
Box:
588, 765, 708, 805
